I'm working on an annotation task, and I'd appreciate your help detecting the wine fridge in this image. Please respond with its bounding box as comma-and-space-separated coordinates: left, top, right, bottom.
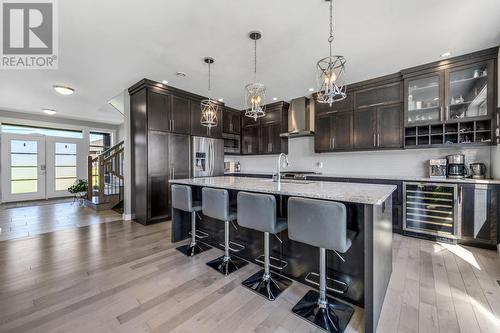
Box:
403, 182, 460, 238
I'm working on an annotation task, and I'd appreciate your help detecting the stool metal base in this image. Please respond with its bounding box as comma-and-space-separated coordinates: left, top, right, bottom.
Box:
176, 242, 212, 257
255, 254, 288, 270
305, 272, 349, 294
292, 290, 354, 333
242, 269, 292, 301
206, 255, 248, 276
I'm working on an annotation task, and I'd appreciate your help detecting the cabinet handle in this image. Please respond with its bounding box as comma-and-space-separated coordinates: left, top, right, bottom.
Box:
373, 134, 376, 146
172, 168, 175, 179
172, 119, 175, 130
332, 138, 335, 149
329, 138, 332, 149
377, 134, 380, 146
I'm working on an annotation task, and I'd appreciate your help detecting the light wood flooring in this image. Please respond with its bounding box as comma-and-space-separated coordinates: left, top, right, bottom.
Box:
0, 200, 122, 241
0, 204, 499, 332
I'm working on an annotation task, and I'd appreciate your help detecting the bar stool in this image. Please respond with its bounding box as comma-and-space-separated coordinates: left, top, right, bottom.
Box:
288, 197, 354, 333
237, 192, 292, 301
202, 187, 248, 275
172, 184, 211, 257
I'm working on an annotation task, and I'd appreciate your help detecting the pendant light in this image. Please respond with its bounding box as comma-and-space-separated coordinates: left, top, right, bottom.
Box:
244, 31, 266, 120
315, 0, 347, 106
200, 57, 218, 128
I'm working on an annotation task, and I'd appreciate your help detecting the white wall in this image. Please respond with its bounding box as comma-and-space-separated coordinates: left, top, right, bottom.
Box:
226, 136, 495, 179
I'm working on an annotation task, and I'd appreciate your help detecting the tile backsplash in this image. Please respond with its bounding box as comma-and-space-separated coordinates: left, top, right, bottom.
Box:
225, 136, 495, 179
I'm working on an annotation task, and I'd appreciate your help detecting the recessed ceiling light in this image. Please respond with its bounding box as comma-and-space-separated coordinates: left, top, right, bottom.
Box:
308, 88, 314, 92
53, 85, 75, 95
162, 80, 168, 85
176, 72, 187, 78
272, 97, 278, 101
440, 52, 451, 58
218, 98, 223, 102
42, 109, 56, 115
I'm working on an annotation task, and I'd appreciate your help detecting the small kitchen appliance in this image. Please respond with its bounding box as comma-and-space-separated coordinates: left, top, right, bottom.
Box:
429, 159, 447, 179
446, 154, 467, 179
469, 163, 486, 179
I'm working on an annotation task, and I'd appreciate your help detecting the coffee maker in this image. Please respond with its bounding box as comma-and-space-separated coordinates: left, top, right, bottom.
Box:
446, 154, 467, 179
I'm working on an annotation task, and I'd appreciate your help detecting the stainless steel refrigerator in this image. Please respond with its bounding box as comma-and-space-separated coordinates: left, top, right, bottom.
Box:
192, 136, 224, 177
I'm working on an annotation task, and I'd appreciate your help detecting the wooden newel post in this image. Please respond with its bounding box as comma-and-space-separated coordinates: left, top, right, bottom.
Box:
98, 155, 105, 202
87, 156, 93, 200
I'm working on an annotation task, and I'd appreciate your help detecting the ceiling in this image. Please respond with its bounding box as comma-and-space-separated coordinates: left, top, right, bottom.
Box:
0, 0, 499, 125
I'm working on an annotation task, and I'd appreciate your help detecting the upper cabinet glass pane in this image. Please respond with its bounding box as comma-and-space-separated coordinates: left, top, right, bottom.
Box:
407, 75, 441, 124
448, 64, 488, 120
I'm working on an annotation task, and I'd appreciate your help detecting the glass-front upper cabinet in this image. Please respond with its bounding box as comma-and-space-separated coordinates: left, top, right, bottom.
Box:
406, 74, 443, 125
446, 61, 493, 121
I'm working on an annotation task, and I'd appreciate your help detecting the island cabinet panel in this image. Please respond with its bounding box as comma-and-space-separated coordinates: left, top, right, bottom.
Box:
459, 184, 498, 248
354, 108, 377, 149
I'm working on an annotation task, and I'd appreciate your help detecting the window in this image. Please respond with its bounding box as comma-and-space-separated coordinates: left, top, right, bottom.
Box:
2, 124, 83, 138
10, 140, 38, 194
55, 143, 77, 191
89, 132, 111, 158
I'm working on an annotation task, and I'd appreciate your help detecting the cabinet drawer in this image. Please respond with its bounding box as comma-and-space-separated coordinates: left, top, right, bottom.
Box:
355, 83, 402, 109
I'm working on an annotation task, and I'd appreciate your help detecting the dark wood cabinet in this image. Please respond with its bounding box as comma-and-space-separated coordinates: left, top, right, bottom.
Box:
241, 125, 259, 155
129, 80, 192, 225
354, 82, 402, 109
240, 101, 289, 155
170, 95, 190, 134
315, 111, 353, 152
332, 112, 353, 150
459, 184, 498, 248
190, 99, 223, 138
377, 103, 403, 148
223, 107, 241, 135
354, 108, 377, 149
147, 90, 170, 132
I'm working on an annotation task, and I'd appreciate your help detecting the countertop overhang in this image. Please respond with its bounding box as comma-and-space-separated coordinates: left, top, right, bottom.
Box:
169, 176, 396, 205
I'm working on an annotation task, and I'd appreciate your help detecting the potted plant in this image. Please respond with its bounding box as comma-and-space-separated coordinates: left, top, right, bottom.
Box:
68, 179, 89, 205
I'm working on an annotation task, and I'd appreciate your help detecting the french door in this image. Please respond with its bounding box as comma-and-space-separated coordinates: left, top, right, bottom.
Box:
1, 134, 86, 202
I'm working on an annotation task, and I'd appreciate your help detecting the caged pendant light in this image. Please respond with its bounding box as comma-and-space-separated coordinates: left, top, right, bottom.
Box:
315, 0, 347, 106
244, 31, 266, 120
200, 57, 218, 128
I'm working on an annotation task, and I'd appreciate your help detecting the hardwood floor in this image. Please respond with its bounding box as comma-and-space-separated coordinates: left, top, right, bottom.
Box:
0, 200, 122, 241
0, 209, 499, 332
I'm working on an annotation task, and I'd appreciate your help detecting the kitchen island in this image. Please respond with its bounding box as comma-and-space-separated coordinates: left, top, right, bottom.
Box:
169, 176, 396, 333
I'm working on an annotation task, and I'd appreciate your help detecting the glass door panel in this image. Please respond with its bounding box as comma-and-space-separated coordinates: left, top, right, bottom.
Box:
407, 75, 442, 124
1, 134, 46, 202
447, 63, 488, 120
55, 143, 77, 191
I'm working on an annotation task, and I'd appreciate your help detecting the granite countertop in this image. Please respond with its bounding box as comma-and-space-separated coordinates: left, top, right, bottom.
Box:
170, 176, 396, 205
224, 172, 500, 185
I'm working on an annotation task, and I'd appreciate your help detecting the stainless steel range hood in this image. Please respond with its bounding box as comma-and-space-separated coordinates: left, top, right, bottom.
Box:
280, 97, 315, 138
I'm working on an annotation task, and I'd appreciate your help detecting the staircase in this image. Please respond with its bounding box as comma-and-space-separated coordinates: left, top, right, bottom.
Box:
85, 141, 124, 212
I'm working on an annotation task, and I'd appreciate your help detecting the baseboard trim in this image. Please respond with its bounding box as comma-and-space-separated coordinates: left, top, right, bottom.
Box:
122, 213, 135, 221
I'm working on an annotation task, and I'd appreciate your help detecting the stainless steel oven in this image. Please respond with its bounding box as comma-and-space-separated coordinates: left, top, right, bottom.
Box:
403, 182, 460, 239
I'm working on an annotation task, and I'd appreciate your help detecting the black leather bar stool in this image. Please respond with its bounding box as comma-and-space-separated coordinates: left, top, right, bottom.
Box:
288, 197, 354, 333
202, 187, 248, 275
172, 184, 211, 257
237, 192, 292, 301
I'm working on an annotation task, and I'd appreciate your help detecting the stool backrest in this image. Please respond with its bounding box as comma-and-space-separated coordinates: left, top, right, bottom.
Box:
171, 184, 194, 212
288, 197, 349, 253
202, 187, 230, 221
237, 192, 276, 233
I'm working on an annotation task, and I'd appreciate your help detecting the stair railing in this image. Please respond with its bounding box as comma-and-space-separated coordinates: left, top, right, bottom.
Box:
87, 141, 124, 208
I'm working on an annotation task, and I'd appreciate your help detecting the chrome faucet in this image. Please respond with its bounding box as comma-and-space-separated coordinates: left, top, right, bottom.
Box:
276, 153, 289, 184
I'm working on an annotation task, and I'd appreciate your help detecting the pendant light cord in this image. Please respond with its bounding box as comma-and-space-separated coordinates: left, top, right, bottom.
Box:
207, 61, 212, 100
328, 0, 334, 58
253, 38, 257, 83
